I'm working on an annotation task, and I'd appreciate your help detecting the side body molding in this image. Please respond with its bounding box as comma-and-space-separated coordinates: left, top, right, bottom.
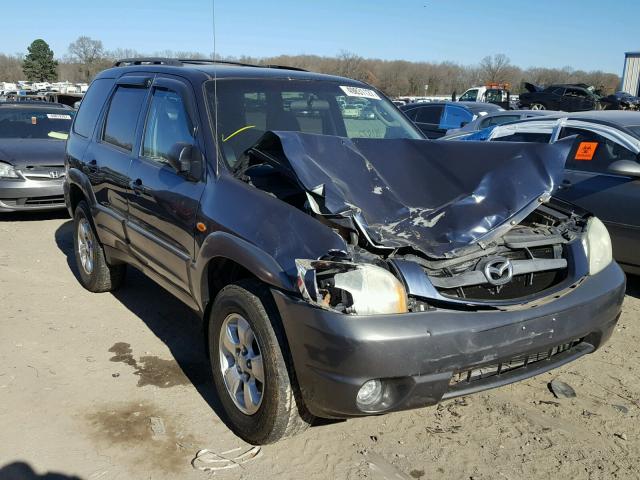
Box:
193, 231, 295, 312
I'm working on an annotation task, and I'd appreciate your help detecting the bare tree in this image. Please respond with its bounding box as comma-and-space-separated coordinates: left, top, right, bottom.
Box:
4, 38, 618, 96
0, 53, 24, 82
67, 36, 107, 82
335, 51, 371, 83
478, 54, 513, 84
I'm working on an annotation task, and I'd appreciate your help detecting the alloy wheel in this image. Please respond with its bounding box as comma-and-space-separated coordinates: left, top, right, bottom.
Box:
218, 313, 265, 415
77, 218, 95, 275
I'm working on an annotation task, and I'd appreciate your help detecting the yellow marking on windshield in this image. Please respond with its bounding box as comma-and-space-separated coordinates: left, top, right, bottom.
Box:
48, 131, 69, 140
222, 125, 256, 142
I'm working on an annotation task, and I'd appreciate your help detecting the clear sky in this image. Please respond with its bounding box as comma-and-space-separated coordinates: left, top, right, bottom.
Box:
2, 0, 636, 73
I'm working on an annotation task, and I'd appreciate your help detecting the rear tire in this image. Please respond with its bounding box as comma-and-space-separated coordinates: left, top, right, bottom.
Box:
72, 200, 125, 292
208, 280, 311, 444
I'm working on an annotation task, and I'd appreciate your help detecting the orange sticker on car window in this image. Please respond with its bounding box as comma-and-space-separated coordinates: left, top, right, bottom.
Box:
575, 142, 598, 161
31, 116, 37, 125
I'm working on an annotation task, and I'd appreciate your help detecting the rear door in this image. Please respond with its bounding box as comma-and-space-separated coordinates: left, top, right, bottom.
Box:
83, 76, 151, 248
125, 75, 205, 293
556, 126, 640, 268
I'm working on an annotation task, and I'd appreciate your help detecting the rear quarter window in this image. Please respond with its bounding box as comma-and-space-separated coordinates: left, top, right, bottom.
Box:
73, 78, 115, 138
414, 106, 443, 124
493, 132, 552, 143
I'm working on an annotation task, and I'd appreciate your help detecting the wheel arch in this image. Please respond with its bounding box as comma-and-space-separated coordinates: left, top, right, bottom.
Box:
65, 168, 98, 215
194, 231, 295, 315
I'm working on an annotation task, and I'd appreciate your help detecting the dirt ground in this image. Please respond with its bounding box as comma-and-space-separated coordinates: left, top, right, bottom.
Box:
1, 211, 639, 480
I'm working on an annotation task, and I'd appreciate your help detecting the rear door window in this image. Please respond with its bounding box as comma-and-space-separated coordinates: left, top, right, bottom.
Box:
484, 115, 520, 127
102, 86, 147, 151
414, 105, 444, 124
493, 132, 552, 143
73, 78, 114, 138
439, 105, 473, 130
561, 127, 637, 173
564, 88, 589, 99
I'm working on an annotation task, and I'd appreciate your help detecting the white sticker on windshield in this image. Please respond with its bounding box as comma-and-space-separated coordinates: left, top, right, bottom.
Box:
339, 86, 380, 100
47, 114, 72, 120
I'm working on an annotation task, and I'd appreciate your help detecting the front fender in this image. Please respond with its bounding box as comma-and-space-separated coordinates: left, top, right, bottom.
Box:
192, 231, 295, 312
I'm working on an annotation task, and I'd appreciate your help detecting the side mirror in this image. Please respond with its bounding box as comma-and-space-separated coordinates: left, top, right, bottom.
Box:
460, 121, 469, 128
608, 159, 640, 178
167, 143, 203, 181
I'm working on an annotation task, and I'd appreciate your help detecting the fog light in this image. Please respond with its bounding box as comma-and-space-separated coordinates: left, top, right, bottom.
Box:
357, 379, 383, 408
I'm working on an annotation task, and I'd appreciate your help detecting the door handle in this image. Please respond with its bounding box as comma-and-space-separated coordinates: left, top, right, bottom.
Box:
131, 178, 144, 195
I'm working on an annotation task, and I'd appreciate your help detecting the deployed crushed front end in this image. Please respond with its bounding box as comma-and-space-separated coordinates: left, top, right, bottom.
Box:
234, 131, 626, 418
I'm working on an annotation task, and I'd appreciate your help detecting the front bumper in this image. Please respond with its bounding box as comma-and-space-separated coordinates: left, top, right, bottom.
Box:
0, 177, 66, 212
273, 262, 625, 418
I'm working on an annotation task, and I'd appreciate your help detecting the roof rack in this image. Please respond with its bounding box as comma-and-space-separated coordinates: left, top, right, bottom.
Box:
113, 57, 307, 72
0, 100, 72, 108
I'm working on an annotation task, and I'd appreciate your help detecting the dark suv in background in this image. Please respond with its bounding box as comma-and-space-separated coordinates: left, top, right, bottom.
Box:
64, 58, 625, 445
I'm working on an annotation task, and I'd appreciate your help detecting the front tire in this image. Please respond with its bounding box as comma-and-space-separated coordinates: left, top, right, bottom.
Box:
209, 280, 311, 444
72, 201, 125, 292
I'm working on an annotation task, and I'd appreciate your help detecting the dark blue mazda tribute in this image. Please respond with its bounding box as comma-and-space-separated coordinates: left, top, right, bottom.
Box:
64, 58, 625, 444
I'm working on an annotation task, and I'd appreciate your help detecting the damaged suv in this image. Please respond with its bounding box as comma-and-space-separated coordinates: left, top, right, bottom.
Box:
64, 58, 625, 445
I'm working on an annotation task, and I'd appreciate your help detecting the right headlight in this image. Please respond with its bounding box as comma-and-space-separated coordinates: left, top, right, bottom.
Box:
295, 259, 408, 315
0, 161, 19, 179
582, 216, 612, 276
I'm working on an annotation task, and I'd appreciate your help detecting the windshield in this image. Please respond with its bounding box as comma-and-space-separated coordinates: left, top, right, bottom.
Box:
459, 89, 478, 101
0, 108, 74, 140
205, 79, 422, 167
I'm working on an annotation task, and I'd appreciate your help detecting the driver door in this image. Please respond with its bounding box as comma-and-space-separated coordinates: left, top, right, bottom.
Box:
125, 75, 205, 293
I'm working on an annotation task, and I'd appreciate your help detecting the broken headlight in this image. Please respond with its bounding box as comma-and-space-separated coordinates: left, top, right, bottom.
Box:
295, 259, 408, 315
582, 217, 612, 276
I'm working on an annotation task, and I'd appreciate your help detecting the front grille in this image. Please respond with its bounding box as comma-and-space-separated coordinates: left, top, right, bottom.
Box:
431, 245, 567, 301
449, 339, 583, 387
24, 195, 65, 206
22, 165, 65, 181
23, 175, 64, 181
440, 270, 566, 300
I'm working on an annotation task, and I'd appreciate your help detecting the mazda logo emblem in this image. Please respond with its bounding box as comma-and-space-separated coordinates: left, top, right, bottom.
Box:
483, 257, 513, 286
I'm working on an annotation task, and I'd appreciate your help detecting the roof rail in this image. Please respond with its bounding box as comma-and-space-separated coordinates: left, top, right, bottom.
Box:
113, 57, 307, 72
0, 100, 72, 108
114, 58, 183, 67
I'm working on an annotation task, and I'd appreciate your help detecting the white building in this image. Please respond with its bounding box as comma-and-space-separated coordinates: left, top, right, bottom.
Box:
622, 52, 640, 95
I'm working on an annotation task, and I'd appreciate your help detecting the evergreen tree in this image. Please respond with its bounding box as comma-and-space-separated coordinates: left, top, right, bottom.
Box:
22, 39, 58, 82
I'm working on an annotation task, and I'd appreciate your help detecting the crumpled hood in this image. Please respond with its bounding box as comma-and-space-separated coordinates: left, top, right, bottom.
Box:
0, 139, 66, 168
247, 132, 572, 258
